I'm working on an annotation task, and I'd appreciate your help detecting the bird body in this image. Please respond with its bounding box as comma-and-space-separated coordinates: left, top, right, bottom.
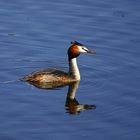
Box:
21, 41, 96, 88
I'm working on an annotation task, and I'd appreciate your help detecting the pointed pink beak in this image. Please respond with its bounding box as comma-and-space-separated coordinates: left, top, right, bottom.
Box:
87, 50, 96, 54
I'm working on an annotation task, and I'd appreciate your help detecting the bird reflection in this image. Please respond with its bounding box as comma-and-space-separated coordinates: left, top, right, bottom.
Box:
65, 81, 96, 114
26, 81, 71, 89
26, 81, 96, 114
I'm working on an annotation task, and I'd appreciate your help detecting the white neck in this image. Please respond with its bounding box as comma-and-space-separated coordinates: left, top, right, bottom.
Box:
69, 58, 80, 80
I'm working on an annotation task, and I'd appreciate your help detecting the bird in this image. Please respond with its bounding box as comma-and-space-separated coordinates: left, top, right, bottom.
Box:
21, 41, 96, 88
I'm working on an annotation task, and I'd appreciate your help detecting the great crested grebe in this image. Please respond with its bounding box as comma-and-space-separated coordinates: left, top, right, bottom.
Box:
21, 41, 96, 86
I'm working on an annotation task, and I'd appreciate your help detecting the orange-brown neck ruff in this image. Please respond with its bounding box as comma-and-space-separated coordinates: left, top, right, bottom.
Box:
68, 45, 80, 60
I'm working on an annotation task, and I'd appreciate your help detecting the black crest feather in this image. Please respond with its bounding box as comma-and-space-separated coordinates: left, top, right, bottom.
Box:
71, 41, 84, 46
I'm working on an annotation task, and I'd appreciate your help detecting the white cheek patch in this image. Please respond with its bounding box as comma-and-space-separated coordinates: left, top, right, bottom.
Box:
78, 46, 88, 53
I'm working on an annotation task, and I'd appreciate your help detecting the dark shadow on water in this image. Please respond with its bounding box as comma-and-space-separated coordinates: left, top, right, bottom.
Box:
25, 81, 96, 115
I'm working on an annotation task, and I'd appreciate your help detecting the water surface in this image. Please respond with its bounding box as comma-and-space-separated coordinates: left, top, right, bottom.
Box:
0, 0, 140, 140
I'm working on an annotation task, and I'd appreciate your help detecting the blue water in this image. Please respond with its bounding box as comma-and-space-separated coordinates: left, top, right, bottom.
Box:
0, 0, 140, 139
